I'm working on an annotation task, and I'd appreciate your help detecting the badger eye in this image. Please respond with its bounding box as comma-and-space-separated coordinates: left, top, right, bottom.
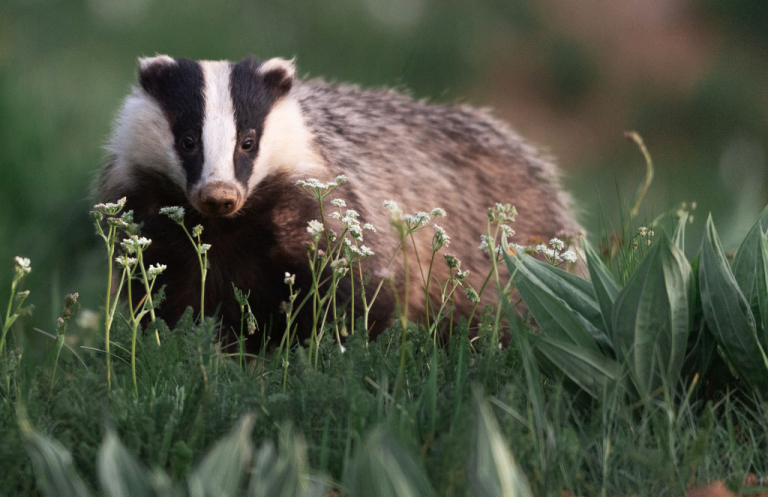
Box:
180, 136, 197, 152
241, 138, 255, 152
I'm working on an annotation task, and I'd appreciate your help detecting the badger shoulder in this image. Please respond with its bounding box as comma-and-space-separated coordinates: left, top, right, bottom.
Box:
290, 78, 579, 237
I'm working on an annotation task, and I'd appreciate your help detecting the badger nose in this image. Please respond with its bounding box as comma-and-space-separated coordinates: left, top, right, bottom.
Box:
197, 182, 242, 216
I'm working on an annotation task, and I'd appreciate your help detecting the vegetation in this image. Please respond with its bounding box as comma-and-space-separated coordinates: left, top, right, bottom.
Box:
3, 143, 768, 495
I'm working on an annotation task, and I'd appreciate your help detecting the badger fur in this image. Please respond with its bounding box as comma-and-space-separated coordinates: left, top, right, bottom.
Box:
98, 55, 581, 347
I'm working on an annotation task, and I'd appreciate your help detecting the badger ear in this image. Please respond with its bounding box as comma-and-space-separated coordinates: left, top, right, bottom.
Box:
258, 57, 296, 97
137, 55, 176, 93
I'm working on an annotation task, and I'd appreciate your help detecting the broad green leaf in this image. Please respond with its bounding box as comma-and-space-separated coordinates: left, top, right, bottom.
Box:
672, 213, 688, 252
188, 415, 254, 497
98, 431, 159, 497
24, 429, 91, 497
682, 251, 716, 381
532, 335, 622, 399
612, 232, 692, 397
582, 237, 620, 340
699, 215, 768, 392
731, 205, 768, 347
249, 426, 326, 497
758, 234, 768, 348
504, 251, 608, 354
469, 391, 533, 497
347, 427, 436, 497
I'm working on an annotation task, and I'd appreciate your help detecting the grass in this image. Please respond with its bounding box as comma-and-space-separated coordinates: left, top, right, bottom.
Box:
2, 164, 768, 496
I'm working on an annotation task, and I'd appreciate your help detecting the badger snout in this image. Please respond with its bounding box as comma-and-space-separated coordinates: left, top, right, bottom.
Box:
194, 182, 243, 217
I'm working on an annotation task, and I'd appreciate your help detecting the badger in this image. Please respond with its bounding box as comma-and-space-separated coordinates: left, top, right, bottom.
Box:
97, 55, 581, 347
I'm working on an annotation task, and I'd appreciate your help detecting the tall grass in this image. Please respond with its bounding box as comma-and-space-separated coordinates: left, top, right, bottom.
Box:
3, 141, 768, 495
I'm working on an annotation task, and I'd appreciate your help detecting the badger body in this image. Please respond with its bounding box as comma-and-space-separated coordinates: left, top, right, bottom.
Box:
98, 55, 580, 347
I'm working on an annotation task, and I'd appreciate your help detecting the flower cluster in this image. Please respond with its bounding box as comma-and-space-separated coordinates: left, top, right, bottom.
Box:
159, 205, 185, 224
384, 201, 447, 235
297, 175, 348, 199
535, 238, 577, 265
14, 257, 31, 278
147, 264, 167, 279
432, 224, 450, 251
121, 236, 152, 254
488, 203, 516, 223
92, 197, 127, 217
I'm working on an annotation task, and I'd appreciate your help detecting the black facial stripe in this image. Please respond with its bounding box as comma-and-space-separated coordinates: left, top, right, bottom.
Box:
229, 57, 280, 186
139, 58, 206, 187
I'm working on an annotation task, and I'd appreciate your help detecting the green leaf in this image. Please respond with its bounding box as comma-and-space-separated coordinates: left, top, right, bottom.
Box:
504, 251, 609, 354
672, 212, 688, 252
188, 415, 254, 497
98, 431, 160, 497
24, 430, 91, 497
532, 335, 622, 399
612, 232, 692, 397
249, 425, 326, 497
469, 391, 533, 497
347, 427, 436, 497
582, 237, 620, 339
699, 214, 768, 392
731, 206, 768, 348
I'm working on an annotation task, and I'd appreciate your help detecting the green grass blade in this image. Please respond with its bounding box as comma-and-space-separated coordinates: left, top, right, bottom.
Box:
582, 237, 620, 340
699, 214, 768, 392
98, 431, 160, 497
469, 390, 533, 497
249, 426, 325, 497
612, 232, 692, 397
24, 430, 91, 497
347, 427, 436, 497
188, 415, 255, 497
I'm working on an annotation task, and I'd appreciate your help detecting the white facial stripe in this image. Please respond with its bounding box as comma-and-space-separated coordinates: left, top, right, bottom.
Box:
249, 96, 325, 189
105, 88, 186, 190
200, 61, 239, 186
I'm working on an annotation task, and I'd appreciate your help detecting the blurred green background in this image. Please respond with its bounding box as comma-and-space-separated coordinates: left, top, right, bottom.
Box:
1, 0, 767, 334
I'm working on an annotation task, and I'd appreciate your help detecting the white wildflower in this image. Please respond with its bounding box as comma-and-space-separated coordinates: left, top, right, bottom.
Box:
284, 272, 296, 285
638, 226, 648, 237
363, 223, 376, 232
192, 225, 204, 237
433, 224, 450, 249
14, 257, 31, 275
307, 220, 324, 236
330, 198, 346, 208
330, 211, 341, 220
93, 197, 127, 215
198, 244, 212, 254
383, 200, 399, 212
561, 250, 578, 263
359, 245, 375, 257
430, 207, 446, 218
535, 244, 556, 259
121, 236, 151, 254
407, 211, 430, 227
501, 224, 515, 237
115, 255, 137, 268
344, 209, 359, 219
334, 174, 348, 185
159, 206, 185, 223
147, 264, 167, 279
549, 238, 565, 250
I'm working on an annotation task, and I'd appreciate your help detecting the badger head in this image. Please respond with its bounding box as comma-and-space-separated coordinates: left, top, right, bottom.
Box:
105, 55, 306, 217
